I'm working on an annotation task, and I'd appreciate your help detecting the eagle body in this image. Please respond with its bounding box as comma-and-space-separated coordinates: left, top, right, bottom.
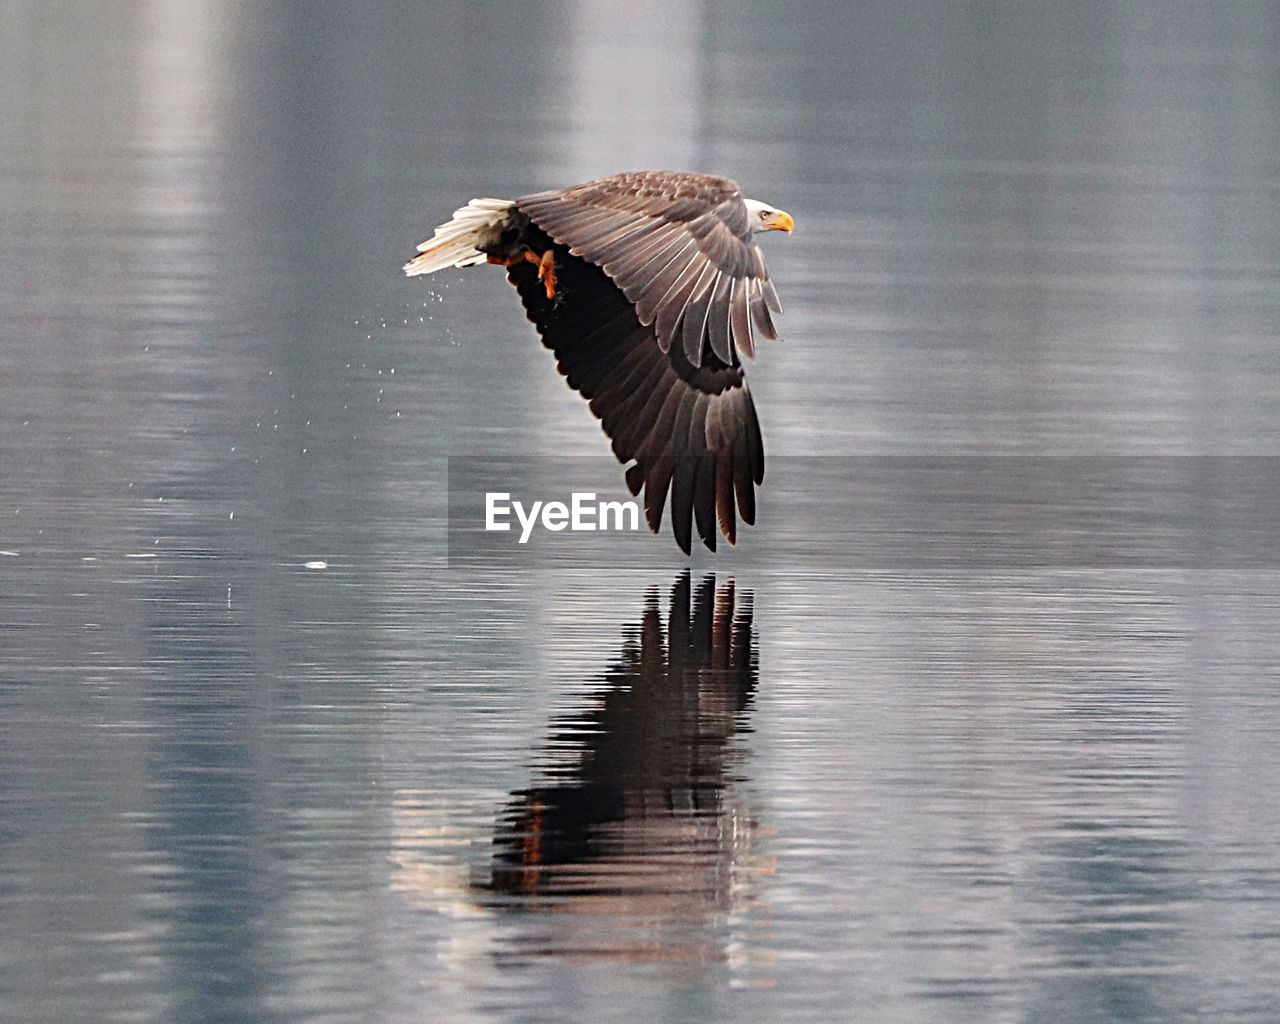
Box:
405, 170, 792, 553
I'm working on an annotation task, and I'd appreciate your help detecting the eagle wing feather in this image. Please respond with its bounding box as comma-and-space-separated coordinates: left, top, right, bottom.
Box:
503, 220, 764, 553
516, 171, 779, 369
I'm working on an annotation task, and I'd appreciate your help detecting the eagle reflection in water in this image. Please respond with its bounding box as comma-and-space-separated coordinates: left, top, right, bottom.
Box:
476, 573, 767, 961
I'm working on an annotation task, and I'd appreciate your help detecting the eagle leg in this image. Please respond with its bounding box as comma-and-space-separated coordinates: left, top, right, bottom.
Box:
486, 249, 558, 300
534, 249, 557, 300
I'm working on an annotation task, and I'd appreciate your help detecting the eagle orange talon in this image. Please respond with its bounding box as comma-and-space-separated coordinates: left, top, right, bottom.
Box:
539, 250, 557, 300
528, 249, 557, 299
488, 250, 557, 299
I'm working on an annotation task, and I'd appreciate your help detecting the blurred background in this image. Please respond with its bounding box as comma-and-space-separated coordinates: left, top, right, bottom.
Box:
2, 2, 1279, 1022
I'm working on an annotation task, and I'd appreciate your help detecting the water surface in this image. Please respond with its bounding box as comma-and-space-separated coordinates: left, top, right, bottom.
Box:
3, 2, 1280, 1022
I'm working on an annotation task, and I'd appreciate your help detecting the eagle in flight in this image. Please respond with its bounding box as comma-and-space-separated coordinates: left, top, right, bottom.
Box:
405, 170, 793, 553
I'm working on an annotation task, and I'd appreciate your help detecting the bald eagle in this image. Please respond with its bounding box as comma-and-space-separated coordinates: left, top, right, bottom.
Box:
404, 170, 793, 554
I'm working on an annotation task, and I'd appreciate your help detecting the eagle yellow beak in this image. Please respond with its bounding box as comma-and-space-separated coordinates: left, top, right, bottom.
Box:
763, 209, 794, 233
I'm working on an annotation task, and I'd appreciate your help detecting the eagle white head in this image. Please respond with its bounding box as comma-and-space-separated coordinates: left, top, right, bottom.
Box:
744, 197, 795, 234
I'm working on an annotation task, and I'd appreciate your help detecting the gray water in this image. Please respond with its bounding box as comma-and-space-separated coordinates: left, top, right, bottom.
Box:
4, 2, 1280, 1022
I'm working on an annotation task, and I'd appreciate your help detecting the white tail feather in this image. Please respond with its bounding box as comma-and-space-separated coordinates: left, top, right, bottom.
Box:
403, 197, 516, 277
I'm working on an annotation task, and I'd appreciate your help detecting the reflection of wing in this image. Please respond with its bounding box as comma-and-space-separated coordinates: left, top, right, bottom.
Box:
479, 573, 757, 911
506, 229, 763, 554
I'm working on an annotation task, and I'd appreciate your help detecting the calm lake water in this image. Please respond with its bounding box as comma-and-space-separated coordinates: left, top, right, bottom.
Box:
3, 2, 1280, 1022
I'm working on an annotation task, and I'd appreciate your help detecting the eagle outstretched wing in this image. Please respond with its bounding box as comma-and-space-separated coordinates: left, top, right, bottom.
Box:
505, 223, 763, 554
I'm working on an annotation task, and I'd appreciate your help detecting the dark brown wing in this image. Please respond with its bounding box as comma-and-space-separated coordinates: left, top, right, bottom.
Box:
515, 171, 781, 370
507, 225, 764, 554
